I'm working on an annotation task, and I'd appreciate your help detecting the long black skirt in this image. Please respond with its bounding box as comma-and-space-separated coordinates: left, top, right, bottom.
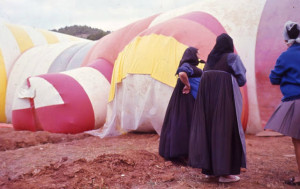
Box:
159, 79, 195, 159
188, 71, 246, 176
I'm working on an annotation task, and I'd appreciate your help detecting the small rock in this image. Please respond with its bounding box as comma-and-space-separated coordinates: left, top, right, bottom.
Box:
1, 162, 6, 168
161, 174, 175, 182
61, 157, 68, 162
241, 168, 247, 172
164, 161, 173, 167
32, 169, 41, 175
53, 163, 60, 170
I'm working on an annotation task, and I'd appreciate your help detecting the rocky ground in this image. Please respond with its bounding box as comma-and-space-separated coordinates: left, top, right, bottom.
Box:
0, 124, 298, 189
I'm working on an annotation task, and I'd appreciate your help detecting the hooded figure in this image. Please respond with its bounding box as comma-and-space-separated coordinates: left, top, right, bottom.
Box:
189, 33, 247, 183
283, 21, 300, 45
265, 21, 300, 186
159, 46, 203, 161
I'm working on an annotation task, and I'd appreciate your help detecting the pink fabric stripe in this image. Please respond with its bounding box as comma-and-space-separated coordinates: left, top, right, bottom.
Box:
140, 11, 226, 38
82, 14, 159, 67
12, 108, 36, 131
176, 11, 226, 35
140, 19, 216, 61
88, 58, 113, 83
36, 74, 95, 133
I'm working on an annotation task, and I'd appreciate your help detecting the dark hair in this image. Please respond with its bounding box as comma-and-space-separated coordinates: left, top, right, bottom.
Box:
178, 47, 199, 68
287, 24, 300, 39
206, 33, 234, 67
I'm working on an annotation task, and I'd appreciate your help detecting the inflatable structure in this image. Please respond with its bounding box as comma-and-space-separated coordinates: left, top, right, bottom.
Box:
0, 0, 299, 135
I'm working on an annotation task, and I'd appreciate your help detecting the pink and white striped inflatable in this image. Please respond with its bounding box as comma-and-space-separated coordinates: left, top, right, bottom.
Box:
0, 0, 299, 135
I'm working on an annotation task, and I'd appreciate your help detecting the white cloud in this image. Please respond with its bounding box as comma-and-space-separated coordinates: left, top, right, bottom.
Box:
0, 0, 200, 31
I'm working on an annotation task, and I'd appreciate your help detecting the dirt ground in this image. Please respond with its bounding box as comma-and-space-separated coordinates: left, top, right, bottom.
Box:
0, 124, 298, 189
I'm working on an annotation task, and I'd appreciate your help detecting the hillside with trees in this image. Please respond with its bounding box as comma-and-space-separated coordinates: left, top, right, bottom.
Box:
52, 25, 111, 40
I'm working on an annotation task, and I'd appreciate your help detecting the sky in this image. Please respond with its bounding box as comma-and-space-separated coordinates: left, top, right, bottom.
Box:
0, 0, 199, 31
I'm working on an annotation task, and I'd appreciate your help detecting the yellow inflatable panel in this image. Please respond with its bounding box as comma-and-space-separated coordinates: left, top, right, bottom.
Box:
0, 50, 7, 122
5, 23, 34, 52
38, 29, 59, 44
109, 34, 190, 101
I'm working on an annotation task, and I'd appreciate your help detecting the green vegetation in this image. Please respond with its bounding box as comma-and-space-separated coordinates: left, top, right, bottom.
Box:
51, 25, 111, 40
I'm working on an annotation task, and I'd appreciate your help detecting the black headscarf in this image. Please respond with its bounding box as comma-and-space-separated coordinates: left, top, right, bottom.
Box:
206, 33, 234, 67
178, 47, 199, 68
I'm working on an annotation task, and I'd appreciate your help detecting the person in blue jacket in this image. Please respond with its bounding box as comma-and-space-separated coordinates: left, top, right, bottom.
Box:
264, 21, 300, 186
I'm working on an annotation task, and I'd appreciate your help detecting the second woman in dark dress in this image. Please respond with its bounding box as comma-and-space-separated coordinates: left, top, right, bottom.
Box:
189, 33, 247, 183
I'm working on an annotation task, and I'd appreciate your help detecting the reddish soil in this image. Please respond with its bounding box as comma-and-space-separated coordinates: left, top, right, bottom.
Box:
0, 125, 298, 189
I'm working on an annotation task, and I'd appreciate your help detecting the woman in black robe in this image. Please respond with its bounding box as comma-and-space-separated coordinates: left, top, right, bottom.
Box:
188, 33, 247, 183
159, 47, 204, 161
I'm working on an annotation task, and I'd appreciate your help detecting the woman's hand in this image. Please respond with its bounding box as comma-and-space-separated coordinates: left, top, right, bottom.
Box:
179, 72, 191, 94
182, 84, 191, 94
